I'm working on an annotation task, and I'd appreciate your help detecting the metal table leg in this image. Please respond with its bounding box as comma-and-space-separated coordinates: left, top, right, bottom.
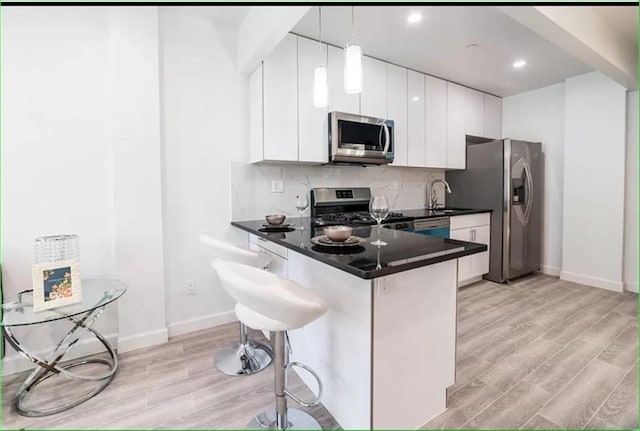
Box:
3, 305, 119, 417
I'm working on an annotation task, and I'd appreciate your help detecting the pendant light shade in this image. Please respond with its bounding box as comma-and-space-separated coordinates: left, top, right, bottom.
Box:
344, 42, 363, 94
313, 65, 328, 107
343, 6, 362, 94
313, 6, 329, 108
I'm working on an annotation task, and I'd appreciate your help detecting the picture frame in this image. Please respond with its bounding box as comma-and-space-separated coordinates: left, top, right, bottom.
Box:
32, 258, 82, 312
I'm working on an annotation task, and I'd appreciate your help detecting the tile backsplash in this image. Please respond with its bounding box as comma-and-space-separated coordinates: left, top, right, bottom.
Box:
230, 162, 445, 220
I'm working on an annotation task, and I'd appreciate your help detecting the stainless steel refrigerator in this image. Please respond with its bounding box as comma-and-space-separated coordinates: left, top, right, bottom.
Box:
446, 139, 543, 283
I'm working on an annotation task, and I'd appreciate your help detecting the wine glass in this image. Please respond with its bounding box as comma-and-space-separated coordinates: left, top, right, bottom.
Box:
369, 195, 389, 246
295, 193, 310, 231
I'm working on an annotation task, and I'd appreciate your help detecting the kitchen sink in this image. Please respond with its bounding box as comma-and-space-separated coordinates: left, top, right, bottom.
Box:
429, 208, 471, 214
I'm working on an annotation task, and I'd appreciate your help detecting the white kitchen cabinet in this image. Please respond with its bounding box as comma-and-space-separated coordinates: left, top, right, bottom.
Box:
328, 45, 359, 114
425, 76, 447, 168
263, 33, 298, 162
361, 56, 387, 119
484, 94, 502, 140
298, 37, 328, 163
249, 63, 264, 163
249, 236, 288, 278
446, 82, 466, 170
387, 64, 408, 167
450, 213, 490, 286
407, 70, 426, 168
465, 88, 485, 137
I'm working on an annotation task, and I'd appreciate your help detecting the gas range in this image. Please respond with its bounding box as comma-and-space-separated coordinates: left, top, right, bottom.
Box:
310, 187, 407, 227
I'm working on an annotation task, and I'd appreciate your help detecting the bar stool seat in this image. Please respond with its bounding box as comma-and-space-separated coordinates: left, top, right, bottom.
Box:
213, 259, 327, 430
200, 235, 273, 376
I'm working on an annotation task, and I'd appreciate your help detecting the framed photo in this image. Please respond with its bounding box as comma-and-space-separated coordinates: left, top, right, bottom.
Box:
32, 259, 82, 312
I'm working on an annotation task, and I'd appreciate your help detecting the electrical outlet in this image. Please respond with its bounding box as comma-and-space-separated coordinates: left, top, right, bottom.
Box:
186, 280, 196, 295
271, 180, 284, 193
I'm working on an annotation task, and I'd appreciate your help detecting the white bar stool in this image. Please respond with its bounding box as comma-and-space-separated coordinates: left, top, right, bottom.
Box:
200, 235, 273, 376
212, 259, 328, 430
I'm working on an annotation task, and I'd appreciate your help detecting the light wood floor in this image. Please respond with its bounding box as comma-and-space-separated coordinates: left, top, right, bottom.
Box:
424, 274, 638, 430
2, 274, 638, 430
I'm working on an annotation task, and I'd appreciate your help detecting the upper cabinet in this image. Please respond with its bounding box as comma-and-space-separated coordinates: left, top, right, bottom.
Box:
483, 94, 502, 140
425, 76, 447, 169
387, 64, 408, 167
407, 71, 426, 168
298, 37, 328, 164
249, 33, 502, 168
328, 45, 359, 115
263, 33, 298, 162
447, 82, 466, 170
361, 57, 388, 119
465, 88, 485, 137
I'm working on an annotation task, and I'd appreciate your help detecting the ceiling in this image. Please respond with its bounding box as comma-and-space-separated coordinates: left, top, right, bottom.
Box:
293, 6, 595, 97
593, 6, 638, 51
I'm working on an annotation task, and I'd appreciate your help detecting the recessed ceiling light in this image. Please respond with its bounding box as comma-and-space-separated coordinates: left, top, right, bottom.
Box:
466, 43, 479, 49
513, 59, 527, 68
412, 96, 420, 102
407, 12, 423, 24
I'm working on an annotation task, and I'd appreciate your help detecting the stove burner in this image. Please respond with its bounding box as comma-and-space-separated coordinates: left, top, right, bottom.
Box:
313, 211, 406, 227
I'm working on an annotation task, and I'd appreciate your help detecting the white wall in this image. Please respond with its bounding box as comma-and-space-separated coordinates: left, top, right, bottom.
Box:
562, 71, 627, 291
108, 8, 168, 350
502, 82, 565, 275
159, 9, 249, 336
624, 91, 638, 292
1, 7, 169, 374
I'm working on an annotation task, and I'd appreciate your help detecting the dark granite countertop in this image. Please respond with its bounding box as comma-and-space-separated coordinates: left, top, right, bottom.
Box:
390, 207, 492, 222
231, 219, 487, 280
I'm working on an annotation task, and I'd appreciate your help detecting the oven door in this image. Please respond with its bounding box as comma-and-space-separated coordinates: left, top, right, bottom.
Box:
329, 112, 394, 164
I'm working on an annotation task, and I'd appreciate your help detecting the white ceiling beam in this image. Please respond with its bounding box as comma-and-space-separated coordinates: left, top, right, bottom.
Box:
498, 6, 638, 90
237, 6, 311, 74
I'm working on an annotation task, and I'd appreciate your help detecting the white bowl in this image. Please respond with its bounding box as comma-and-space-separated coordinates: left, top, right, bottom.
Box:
323, 225, 353, 242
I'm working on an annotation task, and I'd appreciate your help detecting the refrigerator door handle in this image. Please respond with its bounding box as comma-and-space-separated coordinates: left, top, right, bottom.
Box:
523, 160, 534, 224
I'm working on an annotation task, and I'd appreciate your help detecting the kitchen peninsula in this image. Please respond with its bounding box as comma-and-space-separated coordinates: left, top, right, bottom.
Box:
231, 219, 487, 429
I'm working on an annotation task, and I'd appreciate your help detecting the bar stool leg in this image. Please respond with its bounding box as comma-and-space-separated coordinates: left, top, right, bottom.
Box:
247, 331, 322, 430
215, 322, 272, 376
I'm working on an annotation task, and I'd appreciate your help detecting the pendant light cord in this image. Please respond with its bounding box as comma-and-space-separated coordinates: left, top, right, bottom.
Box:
318, 7, 323, 58
351, 6, 355, 42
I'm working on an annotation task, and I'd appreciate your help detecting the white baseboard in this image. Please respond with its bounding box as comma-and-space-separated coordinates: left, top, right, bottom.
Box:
117, 327, 169, 353
560, 271, 624, 292
2, 332, 118, 376
167, 310, 237, 338
541, 265, 561, 276
624, 281, 639, 293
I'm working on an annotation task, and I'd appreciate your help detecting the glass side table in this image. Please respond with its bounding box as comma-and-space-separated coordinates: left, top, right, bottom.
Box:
1, 279, 126, 417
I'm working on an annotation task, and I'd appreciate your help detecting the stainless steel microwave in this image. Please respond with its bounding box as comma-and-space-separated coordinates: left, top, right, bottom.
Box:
328, 112, 394, 165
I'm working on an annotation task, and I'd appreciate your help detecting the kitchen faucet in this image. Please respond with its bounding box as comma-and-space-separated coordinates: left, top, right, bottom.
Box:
427, 178, 452, 209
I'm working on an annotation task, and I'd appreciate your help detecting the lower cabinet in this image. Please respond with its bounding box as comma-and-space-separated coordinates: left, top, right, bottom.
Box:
450, 213, 490, 287
248, 234, 288, 278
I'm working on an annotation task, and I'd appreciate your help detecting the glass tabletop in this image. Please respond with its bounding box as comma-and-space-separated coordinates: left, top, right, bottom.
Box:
1, 279, 127, 327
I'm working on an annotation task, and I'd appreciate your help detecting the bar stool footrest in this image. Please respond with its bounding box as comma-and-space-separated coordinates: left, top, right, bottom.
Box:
284, 361, 323, 407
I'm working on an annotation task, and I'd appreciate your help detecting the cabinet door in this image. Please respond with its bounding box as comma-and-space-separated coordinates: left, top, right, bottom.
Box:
263, 34, 298, 161
446, 82, 466, 169
387, 64, 408, 167
249, 63, 264, 163
361, 56, 387, 118
425, 76, 447, 168
465, 88, 484, 137
484, 94, 502, 140
248, 242, 288, 278
469, 225, 490, 277
407, 70, 426, 168
450, 227, 471, 281
328, 45, 359, 114
298, 37, 328, 163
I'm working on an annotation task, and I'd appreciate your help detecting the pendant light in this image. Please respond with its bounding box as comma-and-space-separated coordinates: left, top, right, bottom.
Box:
313, 6, 328, 107
344, 6, 363, 94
